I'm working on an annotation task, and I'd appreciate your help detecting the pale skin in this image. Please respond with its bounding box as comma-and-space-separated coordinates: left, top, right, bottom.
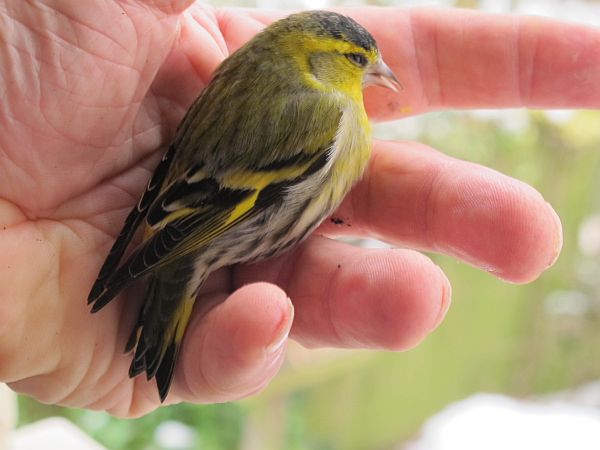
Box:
0, 0, 598, 417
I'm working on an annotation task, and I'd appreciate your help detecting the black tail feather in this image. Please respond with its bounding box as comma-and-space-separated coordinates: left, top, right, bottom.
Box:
124, 262, 198, 403
156, 341, 179, 403
126, 327, 181, 401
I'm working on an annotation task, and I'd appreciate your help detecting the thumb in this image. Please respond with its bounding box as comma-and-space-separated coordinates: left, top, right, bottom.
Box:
176, 282, 294, 403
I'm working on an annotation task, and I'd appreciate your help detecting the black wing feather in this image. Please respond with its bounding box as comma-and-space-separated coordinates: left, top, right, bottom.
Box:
88, 145, 176, 305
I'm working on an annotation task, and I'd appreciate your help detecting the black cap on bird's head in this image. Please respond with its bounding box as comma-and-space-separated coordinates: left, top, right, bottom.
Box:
295, 10, 377, 52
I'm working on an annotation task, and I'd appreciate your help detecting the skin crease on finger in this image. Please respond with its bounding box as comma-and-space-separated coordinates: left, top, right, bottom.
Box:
0, 2, 594, 416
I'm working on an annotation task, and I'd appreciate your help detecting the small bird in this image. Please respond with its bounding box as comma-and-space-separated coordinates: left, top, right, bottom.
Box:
88, 10, 401, 402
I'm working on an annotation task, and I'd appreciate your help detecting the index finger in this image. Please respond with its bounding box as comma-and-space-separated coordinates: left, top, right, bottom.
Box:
244, 7, 600, 118
359, 7, 600, 118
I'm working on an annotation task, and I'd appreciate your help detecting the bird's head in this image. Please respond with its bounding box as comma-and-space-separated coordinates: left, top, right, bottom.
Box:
271, 11, 401, 98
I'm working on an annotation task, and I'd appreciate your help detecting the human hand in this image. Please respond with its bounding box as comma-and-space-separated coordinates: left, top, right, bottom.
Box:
1, 1, 597, 417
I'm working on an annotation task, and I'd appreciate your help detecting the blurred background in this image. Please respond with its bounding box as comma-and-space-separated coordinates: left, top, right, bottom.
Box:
7, 0, 600, 449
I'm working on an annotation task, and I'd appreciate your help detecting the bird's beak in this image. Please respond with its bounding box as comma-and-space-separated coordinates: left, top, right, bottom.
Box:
364, 58, 402, 93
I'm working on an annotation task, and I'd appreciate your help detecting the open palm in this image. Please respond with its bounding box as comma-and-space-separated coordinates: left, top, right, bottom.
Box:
1, 0, 597, 416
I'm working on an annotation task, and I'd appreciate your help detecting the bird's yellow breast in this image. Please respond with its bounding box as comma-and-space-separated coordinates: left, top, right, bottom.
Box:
326, 97, 372, 205
287, 97, 371, 240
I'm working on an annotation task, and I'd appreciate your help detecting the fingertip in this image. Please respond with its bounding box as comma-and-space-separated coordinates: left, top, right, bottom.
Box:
223, 283, 293, 365
487, 192, 564, 284
502, 201, 563, 284
378, 250, 452, 349
179, 283, 293, 402
329, 249, 451, 351
427, 164, 564, 284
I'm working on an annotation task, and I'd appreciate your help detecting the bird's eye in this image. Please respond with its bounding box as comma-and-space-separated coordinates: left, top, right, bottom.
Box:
345, 53, 368, 67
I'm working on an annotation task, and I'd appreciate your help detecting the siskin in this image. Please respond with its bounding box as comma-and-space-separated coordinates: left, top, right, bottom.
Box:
88, 10, 401, 402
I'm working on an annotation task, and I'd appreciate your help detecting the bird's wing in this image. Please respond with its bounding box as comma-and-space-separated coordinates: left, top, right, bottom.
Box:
88, 145, 176, 303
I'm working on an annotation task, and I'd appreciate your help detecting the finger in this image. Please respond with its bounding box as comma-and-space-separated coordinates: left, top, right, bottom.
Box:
236, 237, 451, 351
320, 140, 562, 283
359, 7, 600, 118
244, 7, 600, 119
175, 283, 293, 403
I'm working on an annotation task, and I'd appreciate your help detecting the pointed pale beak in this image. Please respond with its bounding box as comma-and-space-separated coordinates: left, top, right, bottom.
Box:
364, 58, 403, 93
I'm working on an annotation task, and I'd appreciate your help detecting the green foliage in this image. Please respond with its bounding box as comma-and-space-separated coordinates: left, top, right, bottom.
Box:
18, 398, 243, 450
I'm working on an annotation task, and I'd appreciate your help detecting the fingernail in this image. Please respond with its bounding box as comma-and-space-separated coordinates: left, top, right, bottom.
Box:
432, 269, 452, 331
266, 297, 294, 354
547, 202, 563, 268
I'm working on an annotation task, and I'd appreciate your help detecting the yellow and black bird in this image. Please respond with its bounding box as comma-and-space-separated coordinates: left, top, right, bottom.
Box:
88, 10, 401, 402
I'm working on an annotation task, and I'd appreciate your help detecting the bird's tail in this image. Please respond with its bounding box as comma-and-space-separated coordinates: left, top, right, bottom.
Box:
126, 256, 202, 402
